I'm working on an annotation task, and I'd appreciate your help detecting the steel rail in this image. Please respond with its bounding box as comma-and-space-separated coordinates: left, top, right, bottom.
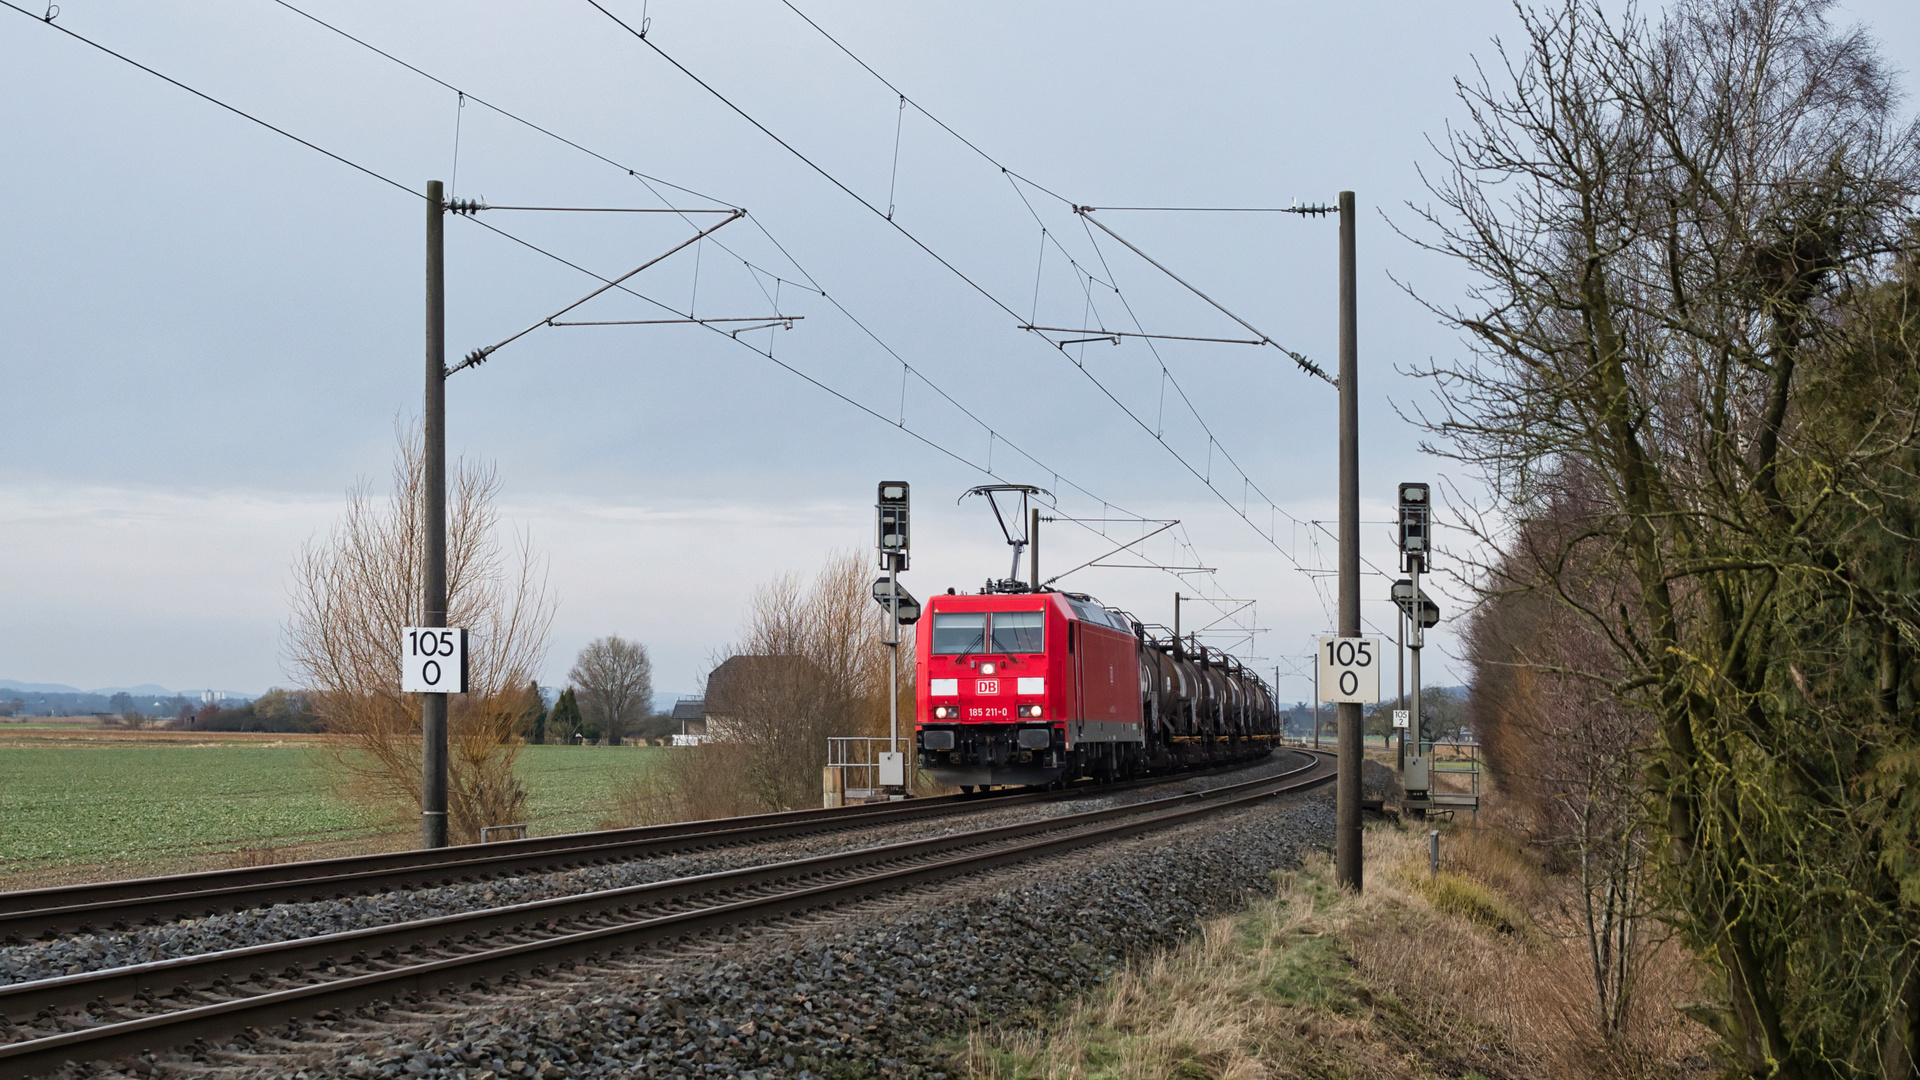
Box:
0, 752, 1318, 1021
0, 759, 1265, 941
0, 752, 1331, 1077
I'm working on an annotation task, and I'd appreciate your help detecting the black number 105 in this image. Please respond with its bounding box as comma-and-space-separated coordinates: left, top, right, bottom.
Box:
410, 629, 457, 656
1324, 638, 1374, 668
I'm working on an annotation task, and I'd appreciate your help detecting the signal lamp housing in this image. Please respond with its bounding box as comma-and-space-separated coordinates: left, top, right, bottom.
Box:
1397, 481, 1432, 572
876, 480, 910, 571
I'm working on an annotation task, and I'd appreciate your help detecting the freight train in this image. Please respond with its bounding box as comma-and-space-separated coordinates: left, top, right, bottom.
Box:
914, 586, 1279, 789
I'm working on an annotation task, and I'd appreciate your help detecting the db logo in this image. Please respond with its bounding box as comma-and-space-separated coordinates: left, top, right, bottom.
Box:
976, 679, 1000, 695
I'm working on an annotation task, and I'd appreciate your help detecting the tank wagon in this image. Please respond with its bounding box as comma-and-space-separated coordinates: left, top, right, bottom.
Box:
915, 588, 1278, 789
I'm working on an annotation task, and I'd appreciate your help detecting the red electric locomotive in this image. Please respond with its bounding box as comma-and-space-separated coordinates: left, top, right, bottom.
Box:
915, 587, 1280, 790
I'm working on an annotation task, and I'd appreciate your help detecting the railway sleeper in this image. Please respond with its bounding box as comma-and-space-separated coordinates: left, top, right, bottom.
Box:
0, 754, 1328, 1078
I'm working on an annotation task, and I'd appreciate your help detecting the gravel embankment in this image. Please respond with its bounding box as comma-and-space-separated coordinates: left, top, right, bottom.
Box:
139, 784, 1334, 1080
1363, 758, 1401, 803
1, 755, 1310, 986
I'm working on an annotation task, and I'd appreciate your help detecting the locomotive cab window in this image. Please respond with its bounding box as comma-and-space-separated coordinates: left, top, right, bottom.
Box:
990, 611, 1044, 654
1070, 601, 1124, 632
930, 612, 986, 655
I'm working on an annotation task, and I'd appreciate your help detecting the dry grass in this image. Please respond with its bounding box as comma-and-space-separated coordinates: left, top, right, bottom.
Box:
599, 742, 768, 827
601, 743, 957, 827
959, 819, 1711, 1080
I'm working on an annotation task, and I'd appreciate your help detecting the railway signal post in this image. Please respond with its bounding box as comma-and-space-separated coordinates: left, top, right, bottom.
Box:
1395, 482, 1441, 805
877, 481, 911, 793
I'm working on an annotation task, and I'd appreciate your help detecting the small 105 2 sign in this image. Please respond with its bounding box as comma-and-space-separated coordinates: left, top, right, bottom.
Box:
401, 627, 469, 694
1317, 635, 1380, 704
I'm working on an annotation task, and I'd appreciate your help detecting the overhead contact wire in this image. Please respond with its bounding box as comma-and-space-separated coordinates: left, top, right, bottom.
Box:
1, 0, 420, 201
459, 211, 1236, 604
772, 0, 1329, 386
24, 0, 1262, 634
756, 1, 1361, 607
585, 0, 1033, 328
251, 0, 1271, 630
264, 0, 733, 208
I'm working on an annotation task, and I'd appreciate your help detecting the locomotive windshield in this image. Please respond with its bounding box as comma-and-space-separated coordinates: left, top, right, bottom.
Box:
990, 611, 1045, 653
1069, 599, 1126, 631
930, 612, 986, 654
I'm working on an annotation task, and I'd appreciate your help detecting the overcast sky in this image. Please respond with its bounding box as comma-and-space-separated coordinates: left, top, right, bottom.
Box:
3, 0, 1915, 703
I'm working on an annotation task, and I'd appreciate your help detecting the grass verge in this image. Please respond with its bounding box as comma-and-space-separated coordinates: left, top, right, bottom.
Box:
958, 820, 1708, 1080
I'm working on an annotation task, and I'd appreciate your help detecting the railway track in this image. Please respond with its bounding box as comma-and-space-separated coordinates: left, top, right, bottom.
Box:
0, 750, 1332, 1079
0, 758, 1265, 943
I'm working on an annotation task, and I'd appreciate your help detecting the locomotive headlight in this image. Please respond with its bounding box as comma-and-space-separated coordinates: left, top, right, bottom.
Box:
980, 662, 997, 675
1019, 704, 1044, 718
932, 706, 957, 719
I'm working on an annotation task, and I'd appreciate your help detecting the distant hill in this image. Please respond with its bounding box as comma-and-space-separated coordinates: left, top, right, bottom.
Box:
0, 679, 256, 718
0, 679, 87, 695
0, 679, 255, 698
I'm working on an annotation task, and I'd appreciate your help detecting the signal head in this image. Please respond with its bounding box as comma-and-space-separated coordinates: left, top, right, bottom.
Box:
1397, 481, 1432, 571
876, 480, 911, 570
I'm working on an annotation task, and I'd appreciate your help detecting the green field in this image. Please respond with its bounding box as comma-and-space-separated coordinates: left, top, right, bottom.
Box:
517, 745, 662, 835
0, 741, 664, 878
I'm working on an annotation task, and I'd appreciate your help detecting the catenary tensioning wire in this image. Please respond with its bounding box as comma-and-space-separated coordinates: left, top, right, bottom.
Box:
605, 1, 1396, 629
6, 0, 1336, 652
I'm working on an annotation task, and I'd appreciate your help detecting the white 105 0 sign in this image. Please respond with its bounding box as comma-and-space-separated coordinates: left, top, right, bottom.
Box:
1318, 635, 1380, 704
401, 627, 469, 693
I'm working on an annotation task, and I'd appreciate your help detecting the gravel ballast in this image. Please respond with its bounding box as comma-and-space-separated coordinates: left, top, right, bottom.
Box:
0, 755, 1313, 987
141, 784, 1334, 1080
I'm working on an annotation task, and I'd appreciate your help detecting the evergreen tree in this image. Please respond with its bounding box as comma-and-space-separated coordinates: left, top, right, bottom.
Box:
573, 686, 601, 744
522, 680, 547, 745
548, 687, 584, 743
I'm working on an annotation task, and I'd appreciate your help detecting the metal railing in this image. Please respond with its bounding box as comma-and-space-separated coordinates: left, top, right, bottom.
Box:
827, 735, 903, 801
1428, 739, 1483, 798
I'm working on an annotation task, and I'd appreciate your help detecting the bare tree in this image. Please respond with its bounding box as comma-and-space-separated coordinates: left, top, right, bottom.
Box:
1466, 512, 1657, 1044
679, 549, 909, 815
285, 421, 555, 843
1405, 0, 1920, 1073
569, 636, 653, 746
